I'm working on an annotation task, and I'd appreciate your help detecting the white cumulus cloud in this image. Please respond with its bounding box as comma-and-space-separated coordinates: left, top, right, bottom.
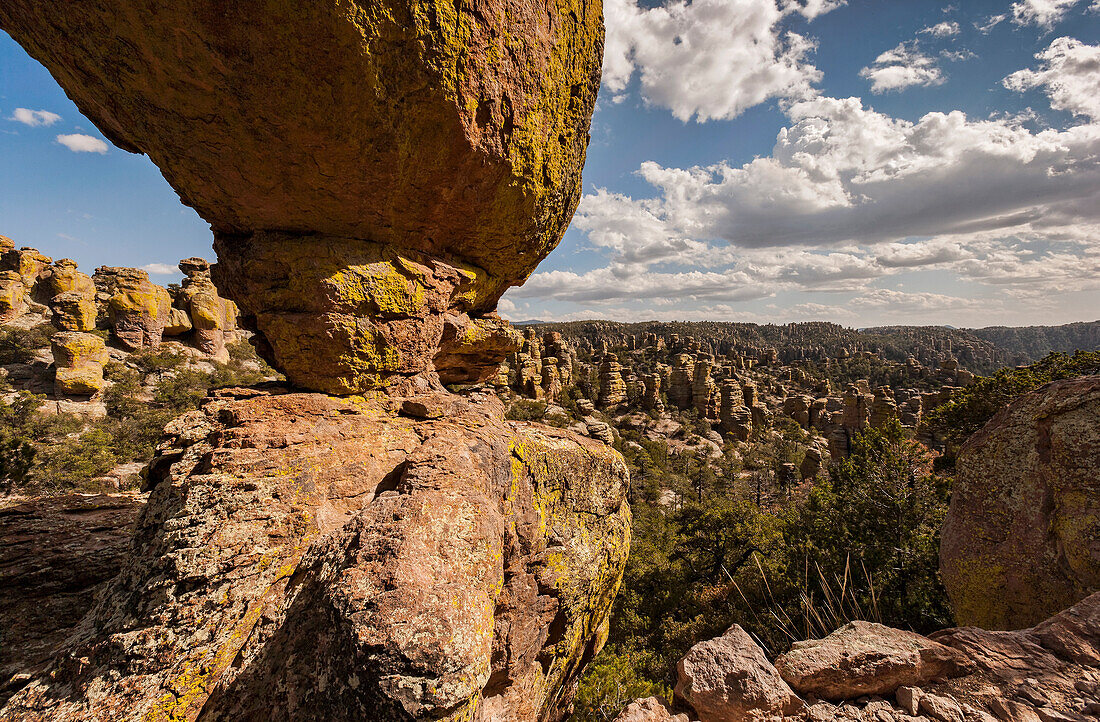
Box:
1004, 37, 1100, 121
602, 0, 838, 122
860, 42, 945, 93
56, 134, 109, 154
9, 108, 61, 127
1011, 0, 1084, 27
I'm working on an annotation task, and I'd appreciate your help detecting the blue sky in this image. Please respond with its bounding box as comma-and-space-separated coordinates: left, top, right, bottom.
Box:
2, 0, 1099, 327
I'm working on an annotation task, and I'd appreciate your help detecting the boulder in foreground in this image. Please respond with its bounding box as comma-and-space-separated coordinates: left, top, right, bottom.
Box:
941, 376, 1100, 630
0, 388, 631, 722
773, 620, 972, 701
674, 624, 803, 722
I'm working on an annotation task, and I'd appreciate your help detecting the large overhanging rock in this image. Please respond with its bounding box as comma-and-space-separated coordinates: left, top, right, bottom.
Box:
0, 0, 603, 393
1, 389, 631, 721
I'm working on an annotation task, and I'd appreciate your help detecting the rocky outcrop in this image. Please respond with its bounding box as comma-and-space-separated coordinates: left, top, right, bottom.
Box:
669, 354, 694, 410
675, 625, 803, 722
1, 0, 604, 394
0, 7, 619, 722
774, 622, 972, 701
624, 592, 1100, 722
0, 494, 145, 707
49, 291, 96, 332
50, 331, 108, 396
941, 376, 1100, 630
599, 354, 627, 408
0, 240, 241, 379
210, 232, 522, 394
642, 372, 664, 411
92, 267, 172, 351
0, 389, 630, 722
174, 258, 238, 362
613, 697, 689, 722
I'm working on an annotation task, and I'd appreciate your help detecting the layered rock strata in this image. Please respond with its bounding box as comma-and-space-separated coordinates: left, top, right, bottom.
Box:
1, 388, 630, 722
598, 354, 628, 408
0, 494, 145, 708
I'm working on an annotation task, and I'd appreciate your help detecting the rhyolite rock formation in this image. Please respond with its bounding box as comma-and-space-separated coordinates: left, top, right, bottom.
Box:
941, 376, 1100, 630
773, 621, 972, 701
50, 331, 109, 396
0, 494, 144, 708
620, 592, 1100, 722
0, 3, 618, 721
0, 0, 604, 394
0, 388, 630, 722
674, 624, 803, 722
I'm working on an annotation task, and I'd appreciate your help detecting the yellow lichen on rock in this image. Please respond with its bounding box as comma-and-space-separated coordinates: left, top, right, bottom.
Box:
0, 0, 602, 392
51, 331, 108, 395
213, 232, 519, 393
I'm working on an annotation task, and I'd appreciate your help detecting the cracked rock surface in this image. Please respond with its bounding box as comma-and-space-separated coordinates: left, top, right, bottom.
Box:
0, 388, 630, 722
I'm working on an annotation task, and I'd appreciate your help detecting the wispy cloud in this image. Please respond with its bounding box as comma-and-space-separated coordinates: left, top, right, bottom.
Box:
975, 14, 1007, 32
140, 263, 179, 275
920, 21, 960, 38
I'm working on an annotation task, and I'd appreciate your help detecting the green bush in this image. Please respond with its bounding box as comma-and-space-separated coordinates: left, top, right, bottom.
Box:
31, 425, 120, 491
926, 350, 1100, 450
571, 649, 672, 722
574, 417, 954, 713
787, 419, 951, 632
506, 399, 547, 422
0, 325, 56, 364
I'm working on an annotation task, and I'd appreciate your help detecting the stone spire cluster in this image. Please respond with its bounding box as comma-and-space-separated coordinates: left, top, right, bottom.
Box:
1, 236, 238, 397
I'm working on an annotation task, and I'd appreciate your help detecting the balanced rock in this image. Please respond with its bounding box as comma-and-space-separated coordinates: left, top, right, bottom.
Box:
39, 259, 94, 299
49, 291, 96, 332
50, 331, 108, 396
0, 272, 27, 322
1, 389, 630, 722
176, 256, 238, 362
774, 621, 972, 701
613, 698, 690, 722
941, 376, 1100, 629
1, 0, 603, 393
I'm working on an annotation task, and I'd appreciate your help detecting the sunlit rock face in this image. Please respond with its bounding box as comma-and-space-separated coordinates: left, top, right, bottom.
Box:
941, 376, 1100, 630
0, 0, 604, 393
0, 389, 631, 722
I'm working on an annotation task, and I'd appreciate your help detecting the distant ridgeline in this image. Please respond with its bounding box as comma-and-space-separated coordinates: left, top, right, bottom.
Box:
528, 320, 1100, 376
